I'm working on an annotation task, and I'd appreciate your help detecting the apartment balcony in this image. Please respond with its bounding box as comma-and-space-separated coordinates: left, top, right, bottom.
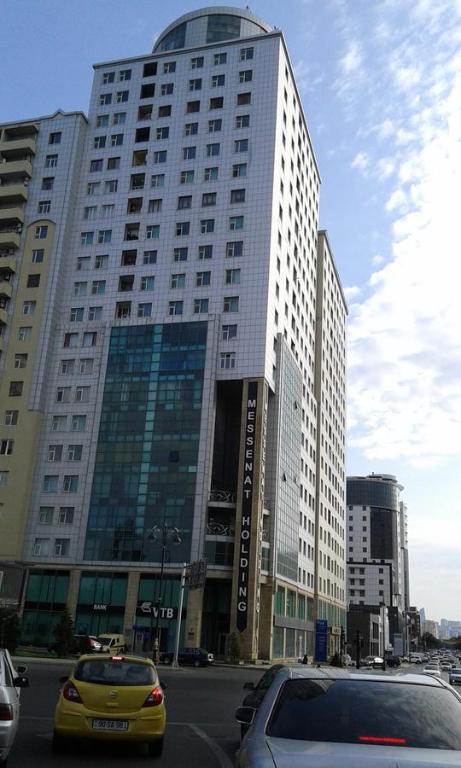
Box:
208, 488, 237, 508
0, 137, 36, 160
0, 281, 12, 300
0, 159, 33, 181
0, 182, 29, 205
0, 206, 24, 227
0, 230, 20, 249
0, 307, 8, 325
0, 256, 16, 275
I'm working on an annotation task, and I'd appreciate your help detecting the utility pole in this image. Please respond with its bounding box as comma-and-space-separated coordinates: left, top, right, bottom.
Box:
356, 629, 361, 669
172, 564, 187, 668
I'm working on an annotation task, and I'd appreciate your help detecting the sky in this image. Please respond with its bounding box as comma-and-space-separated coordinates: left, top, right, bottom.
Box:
1, 0, 460, 623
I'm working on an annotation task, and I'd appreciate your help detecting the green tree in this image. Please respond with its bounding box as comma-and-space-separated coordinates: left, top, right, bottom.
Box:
0, 609, 21, 653
52, 608, 74, 656
421, 631, 441, 649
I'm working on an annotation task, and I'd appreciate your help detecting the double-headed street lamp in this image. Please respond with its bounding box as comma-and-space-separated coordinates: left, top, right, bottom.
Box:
147, 523, 181, 663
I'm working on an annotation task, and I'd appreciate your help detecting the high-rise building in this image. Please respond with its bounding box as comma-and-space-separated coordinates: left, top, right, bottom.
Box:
346, 473, 409, 652
0, 7, 347, 660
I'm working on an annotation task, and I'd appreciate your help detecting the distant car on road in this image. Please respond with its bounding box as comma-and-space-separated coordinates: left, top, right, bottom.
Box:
441, 661, 454, 671
449, 668, 461, 686
363, 655, 384, 668
0, 648, 29, 767
386, 655, 401, 668
422, 663, 442, 678
159, 647, 214, 667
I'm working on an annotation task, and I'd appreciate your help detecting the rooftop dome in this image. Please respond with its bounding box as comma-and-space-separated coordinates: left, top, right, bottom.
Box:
153, 6, 272, 53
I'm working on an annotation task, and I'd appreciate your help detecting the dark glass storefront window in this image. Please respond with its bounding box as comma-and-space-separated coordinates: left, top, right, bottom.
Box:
370, 507, 394, 559
22, 570, 70, 647
77, 572, 127, 606
206, 15, 241, 43
84, 322, 207, 563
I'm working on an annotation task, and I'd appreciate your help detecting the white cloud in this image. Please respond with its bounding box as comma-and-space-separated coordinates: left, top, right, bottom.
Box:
371, 254, 385, 266
339, 40, 363, 75
351, 151, 369, 173
344, 285, 361, 301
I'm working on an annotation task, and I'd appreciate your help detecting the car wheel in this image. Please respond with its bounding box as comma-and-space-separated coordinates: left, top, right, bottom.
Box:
193, 659, 201, 668
52, 731, 69, 753
147, 737, 164, 757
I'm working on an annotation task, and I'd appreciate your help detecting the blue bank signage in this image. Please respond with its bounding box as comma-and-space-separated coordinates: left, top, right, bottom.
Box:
315, 619, 328, 662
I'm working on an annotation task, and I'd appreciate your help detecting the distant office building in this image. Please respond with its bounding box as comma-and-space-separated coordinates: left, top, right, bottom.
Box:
440, 619, 461, 640
422, 619, 439, 639
346, 474, 409, 652
0, 6, 347, 660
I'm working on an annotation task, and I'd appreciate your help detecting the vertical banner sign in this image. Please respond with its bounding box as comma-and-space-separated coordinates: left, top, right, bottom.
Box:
315, 619, 328, 662
236, 382, 258, 632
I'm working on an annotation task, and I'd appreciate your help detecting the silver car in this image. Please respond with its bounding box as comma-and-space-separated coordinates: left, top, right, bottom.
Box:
235, 666, 461, 767
0, 648, 29, 767
449, 667, 461, 686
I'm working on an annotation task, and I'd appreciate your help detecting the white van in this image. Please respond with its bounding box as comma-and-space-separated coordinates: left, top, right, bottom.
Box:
96, 634, 125, 654
409, 653, 423, 663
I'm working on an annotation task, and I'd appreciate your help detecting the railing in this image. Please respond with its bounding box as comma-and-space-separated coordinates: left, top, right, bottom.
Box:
209, 489, 236, 503
206, 520, 235, 537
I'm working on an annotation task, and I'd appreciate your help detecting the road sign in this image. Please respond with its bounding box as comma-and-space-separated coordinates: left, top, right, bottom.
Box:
315, 619, 328, 662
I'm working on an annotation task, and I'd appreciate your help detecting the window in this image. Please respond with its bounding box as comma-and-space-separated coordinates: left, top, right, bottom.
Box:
119, 68, 131, 81
151, 174, 165, 188
98, 230, 112, 244
95, 254, 108, 269
235, 138, 249, 152
237, 92, 251, 105
27, 273, 40, 288
0, 439, 14, 455
4, 409, 18, 426
43, 475, 58, 492
70, 307, 84, 322
153, 150, 167, 163
135, 127, 150, 142
174, 247, 188, 262
220, 352, 236, 369
113, 111, 126, 124
88, 306, 102, 321
170, 273, 186, 288
107, 157, 119, 169
99, 93, 112, 106
18, 326, 32, 341
146, 224, 160, 239
163, 61, 176, 73
239, 69, 253, 83
189, 78, 202, 91
229, 215, 244, 230
196, 271, 211, 286
232, 163, 247, 178
73, 281, 87, 296
138, 302, 152, 318
198, 244, 213, 259
138, 104, 153, 120
223, 296, 239, 312
58, 506, 75, 523
180, 170, 194, 184
211, 74, 225, 87
156, 126, 169, 140
148, 198, 162, 213
183, 146, 196, 160
35, 225, 48, 239
143, 62, 157, 77
175, 222, 190, 236
71, 415, 86, 432
91, 280, 106, 295
80, 231, 94, 246
33, 538, 50, 556
130, 173, 145, 192
204, 167, 218, 181
158, 105, 171, 118
48, 132, 61, 144
200, 219, 215, 233
191, 56, 204, 69
116, 90, 129, 103
22, 300, 36, 315
111, 133, 123, 146
90, 159, 103, 172
235, 114, 250, 128
206, 143, 220, 157
47, 444, 62, 462
51, 415, 66, 431
208, 118, 222, 132
214, 52, 227, 65
82, 331, 97, 347
54, 539, 70, 556
79, 358, 93, 374
240, 47, 254, 60
222, 324, 237, 340
83, 205, 97, 220
63, 332, 78, 348
39, 507, 54, 524
230, 188, 245, 204
178, 195, 192, 210
56, 387, 71, 403
226, 268, 241, 284
202, 192, 216, 206
186, 100, 200, 113
161, 83, 174, 96
140, 275, 155, 291
87, 181, 100, 195
102, 71, 115, 84
38, 200, 51, 214
194, 298, 209, 313
127, 197, 142, 214
93, 135, 106, 149
143, 250, 157, 264
168, 301, 183, 316
209, 97, 223, 109
75, 386, 90, 403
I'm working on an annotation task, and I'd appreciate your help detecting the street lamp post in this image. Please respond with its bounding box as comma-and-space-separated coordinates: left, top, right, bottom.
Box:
147, 524, 181, 664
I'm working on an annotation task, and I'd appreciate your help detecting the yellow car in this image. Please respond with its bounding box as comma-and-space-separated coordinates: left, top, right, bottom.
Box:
53, 654, 166, 757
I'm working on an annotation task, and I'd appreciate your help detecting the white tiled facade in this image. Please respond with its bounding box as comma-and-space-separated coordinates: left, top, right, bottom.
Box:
0, 7, 347, 659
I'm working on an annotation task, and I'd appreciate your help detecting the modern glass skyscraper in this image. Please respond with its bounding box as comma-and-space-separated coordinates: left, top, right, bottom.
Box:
0, 7, 347, 660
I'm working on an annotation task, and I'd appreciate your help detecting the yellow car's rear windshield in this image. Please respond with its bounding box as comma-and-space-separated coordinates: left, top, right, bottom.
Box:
74, 659, 154, 686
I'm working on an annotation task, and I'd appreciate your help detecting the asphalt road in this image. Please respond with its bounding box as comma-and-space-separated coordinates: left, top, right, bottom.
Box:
8, 660, 453, 768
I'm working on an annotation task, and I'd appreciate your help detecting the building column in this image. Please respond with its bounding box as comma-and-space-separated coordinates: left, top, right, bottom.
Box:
66, 568, 82, 621
123, 571, 140, 650
184, 587, 204, 648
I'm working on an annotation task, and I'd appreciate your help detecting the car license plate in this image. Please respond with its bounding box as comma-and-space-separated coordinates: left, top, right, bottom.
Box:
92, 719, 128, 731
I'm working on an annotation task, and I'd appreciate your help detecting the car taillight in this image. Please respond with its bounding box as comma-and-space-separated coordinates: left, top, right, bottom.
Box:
0, 704, 13, 721
142, 686, 163, 707
62, 680, 83, 703
359, 735, 406, 746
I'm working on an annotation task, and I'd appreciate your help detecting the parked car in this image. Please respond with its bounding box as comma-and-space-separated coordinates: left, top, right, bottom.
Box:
96, 634, 125, 654
441, 661, 454, 671
0, 648, 29, 767
48, 634, 102, 655
235, 667, 461, 767
386, 655, 401, 668
53, 654, 166, 756
449, 668, 461, 686
159, 647, 214, 667
240, 665, 290, 739
363, 655, 384, 668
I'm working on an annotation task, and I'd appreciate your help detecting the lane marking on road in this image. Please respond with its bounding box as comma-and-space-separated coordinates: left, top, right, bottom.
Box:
188, 724, 234, 768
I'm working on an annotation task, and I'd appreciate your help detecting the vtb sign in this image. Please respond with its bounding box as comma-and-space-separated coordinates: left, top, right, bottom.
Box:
137, 601, 177, 619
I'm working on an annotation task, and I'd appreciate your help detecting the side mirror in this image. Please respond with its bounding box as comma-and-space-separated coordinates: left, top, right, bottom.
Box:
235, 706, 256, 725
59, 675, 69, 684
16, 665, 27, 674
243, 681, 255, 691
13, 676, 29, 688
160, 681, 167, 691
